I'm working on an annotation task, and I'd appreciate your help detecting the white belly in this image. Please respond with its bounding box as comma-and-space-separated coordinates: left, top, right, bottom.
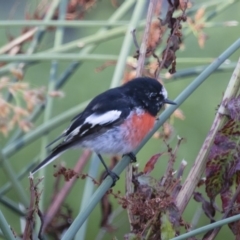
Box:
79, 126, 133, 154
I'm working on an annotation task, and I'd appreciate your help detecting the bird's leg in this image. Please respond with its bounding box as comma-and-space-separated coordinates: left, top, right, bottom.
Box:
97, 154, 119, 187
123, 152, 137, 163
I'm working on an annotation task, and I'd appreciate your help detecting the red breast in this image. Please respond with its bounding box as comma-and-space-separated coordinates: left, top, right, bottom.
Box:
123, 111, 156, 149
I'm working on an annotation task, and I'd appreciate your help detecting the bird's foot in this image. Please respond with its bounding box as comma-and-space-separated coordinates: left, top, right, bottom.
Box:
123, 152, 137, 163
97, 153, 119, 187
104, 170, 120, 187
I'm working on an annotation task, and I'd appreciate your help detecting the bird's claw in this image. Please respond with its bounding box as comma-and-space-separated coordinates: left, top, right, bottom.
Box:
123, 152, 137, 163
104, 170, 119, 187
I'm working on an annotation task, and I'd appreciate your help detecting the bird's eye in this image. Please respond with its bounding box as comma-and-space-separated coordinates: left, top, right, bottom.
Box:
149, 92, 158, 99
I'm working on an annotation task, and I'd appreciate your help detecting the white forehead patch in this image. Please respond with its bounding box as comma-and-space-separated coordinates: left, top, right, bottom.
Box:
161, 87, 168, 99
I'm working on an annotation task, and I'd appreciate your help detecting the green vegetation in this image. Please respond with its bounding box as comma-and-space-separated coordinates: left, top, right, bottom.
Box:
0, 0, 240, 239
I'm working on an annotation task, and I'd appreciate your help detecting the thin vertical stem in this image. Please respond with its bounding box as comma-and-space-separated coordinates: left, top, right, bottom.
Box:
0, 210, 15, 240
136, 0, 158, 77
110, 0, 145, 88
37, 0, 68, 231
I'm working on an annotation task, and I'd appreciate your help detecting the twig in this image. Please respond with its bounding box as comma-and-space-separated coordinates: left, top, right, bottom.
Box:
136, 0, 158, 77
160, 136, 184, 186
23, 176, 43, 240
0, 20, 129, 28
176, 159, 187, 180
131, 29, 139, 49
0, 28, 37, 55
0, 53, 119, 61
37, 209, 44, 240
172, 159, 187, 199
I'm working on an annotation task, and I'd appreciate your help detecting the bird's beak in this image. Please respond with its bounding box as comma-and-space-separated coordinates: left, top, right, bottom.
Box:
164, 99, 177, 105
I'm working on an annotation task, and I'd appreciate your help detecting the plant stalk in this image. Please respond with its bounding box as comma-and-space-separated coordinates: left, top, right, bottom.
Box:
0, 210, 15, 240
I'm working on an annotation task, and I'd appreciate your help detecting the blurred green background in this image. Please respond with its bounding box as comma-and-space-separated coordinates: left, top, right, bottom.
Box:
0, 0, 240, 239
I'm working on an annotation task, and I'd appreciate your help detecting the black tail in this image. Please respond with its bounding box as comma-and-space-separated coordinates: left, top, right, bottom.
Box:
31, 142, 73, 174
31, 153, 61, 174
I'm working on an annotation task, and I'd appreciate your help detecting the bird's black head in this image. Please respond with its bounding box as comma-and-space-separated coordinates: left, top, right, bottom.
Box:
123, 77, 176, 116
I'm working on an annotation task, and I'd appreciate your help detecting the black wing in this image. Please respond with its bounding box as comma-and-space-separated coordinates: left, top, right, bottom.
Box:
64, 87, 133, 141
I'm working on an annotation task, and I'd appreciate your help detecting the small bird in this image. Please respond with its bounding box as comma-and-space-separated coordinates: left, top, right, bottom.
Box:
31, 77, 176, 184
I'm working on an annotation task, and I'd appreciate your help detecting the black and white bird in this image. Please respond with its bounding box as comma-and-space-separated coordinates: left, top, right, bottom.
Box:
31, 77, 176, 184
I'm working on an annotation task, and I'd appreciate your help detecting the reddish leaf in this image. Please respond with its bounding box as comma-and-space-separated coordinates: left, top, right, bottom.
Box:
220, 189, 233, 213
222, 187, 240, 236
143, 153, 163, 174
206, 121, 240, 201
